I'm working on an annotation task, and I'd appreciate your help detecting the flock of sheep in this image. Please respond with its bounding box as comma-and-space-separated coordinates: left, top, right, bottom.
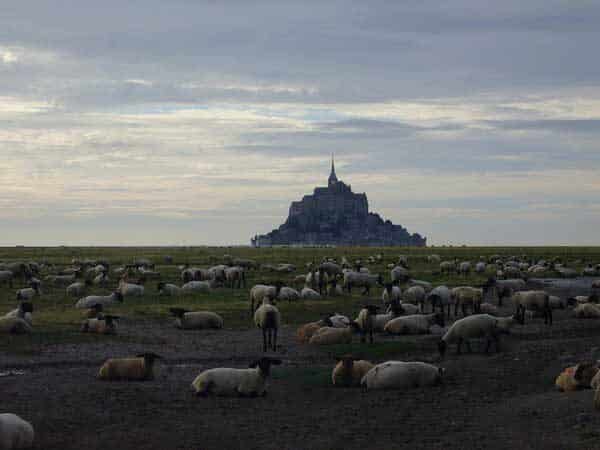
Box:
1, 252, 600, 449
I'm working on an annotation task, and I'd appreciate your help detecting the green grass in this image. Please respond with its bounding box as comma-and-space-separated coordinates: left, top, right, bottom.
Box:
1, 245, 599, 355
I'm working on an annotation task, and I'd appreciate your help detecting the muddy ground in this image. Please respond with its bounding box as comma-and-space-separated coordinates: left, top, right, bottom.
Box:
3, 280, 600, 450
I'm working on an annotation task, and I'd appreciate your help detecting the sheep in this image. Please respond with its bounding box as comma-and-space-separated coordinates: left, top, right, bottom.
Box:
277, 286, 299, 302
573, 361, 600, 388
427, 254, 441, 264
397, 255, 408, 267
319, 262, 343, 277
573, 303, 600, 318
475, 262, 486, 273
479, 302, 499, 316
138, 267, 160, 279
0, 413, 34, 450
0, 270, 14, 287
192, 357, 281, 397
75, 291, 123, 309
512, 290, 551, 325
361, 361, 444, 390
81, 314, 119, 334
408, 279, 432, 293
438, 314, 519, 357
66, 280, 92, 297
300, 286, 321, 300
343, 271, 382, 295
232, 258, 258, 270
390, 266, 410, 284
458, 261, 471, 276
309, 323, 360, 345
157, 282, 182, 296
181, 267, 210, 283
208, 264, 227, 282
4, 302, 33, 325
382, 283, 402, 305
46, 274, 77, 287
451, 286, 483, 317
372, 301, 404, 332
249, 284, 280, 313
439, 261, 455, 274
16, 283, 41, 301
403, 284, 426, 306
427, 285, 453, 317
483, 278, 526, 306
296, 317, 333, 343
182, 280, 214, 295
398, 303, 421, 315
82, 303, 104, 319
224, 266, 246, 289
329, 313, 351, 328
332, 356, 374, 387
355, 305, 380, 343
98, 353, 161, 381
568, 294, 600, 305
384, 313, 444, 335
549, 295, 566, 309
254, 298, 281, 352
0, 316, 32, 334
118, 280, 144, 298
169, 308, 223, 329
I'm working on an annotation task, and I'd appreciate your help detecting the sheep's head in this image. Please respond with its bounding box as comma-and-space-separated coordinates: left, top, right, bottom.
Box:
136, 352, 162, 367
574, 361, 599, 388
169, 307, 187, 318
250, 357, 282, 376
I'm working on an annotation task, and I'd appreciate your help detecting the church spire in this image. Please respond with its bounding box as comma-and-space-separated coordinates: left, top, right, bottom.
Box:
328, 153, 338, 186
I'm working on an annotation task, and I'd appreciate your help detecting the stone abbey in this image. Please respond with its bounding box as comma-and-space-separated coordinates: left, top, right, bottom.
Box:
251, 157, 426, 247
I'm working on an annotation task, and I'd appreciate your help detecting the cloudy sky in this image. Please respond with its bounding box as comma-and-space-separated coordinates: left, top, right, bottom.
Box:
1, 0, 599, 246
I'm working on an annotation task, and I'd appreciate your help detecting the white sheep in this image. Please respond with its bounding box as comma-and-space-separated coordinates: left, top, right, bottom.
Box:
355, 305, 380, 343
0, 316, 32, 334
0, 413, 34, 449
361, 361, 444, 390
438, 314, 518, 357
332, 356, 374, 387
372, 301, 404, 332
384, 313, 444, 335
300, 286, 321, 300
81, 314, 118, 334
0, 270, 14, 287
118, 280, 144, 297
98, 353, 161, 381
254, 299, 281, 352
4, 302, 33, 325
343, 271, 382, 295
182, 280, 214, 295
475, 262, 486, 273
573, 303, 600, 318
157, 282, 183, 296
458, 261, 471, 276
224, 266, 245, 289
451, 286, 483, 317
427, 285, 453, 317
512, 290, 551, 325
191, 357, 282, 397
403, 285, 426, 310
277, 286, 299, 302
329, 313, 351, 328
309, 323, 359, 345
249, 284, 280, 313
75, 292, 123, 309
439, 260, 456, 274
390, 266, 410, 284
169, 308, 223, 330
483, 278, 526, 306
66, 280, 91, 297
381, 283, 401, 304
15, 282, 41, 301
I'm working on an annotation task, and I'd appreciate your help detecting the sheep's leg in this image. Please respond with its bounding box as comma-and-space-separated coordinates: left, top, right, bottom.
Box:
360, 330, 366, 344
262, 329, 268, 352
273, 328, 278, 351
369, 328, 374, 344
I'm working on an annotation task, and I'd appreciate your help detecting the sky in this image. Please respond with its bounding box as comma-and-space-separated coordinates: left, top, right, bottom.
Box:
1, 0, 599, 246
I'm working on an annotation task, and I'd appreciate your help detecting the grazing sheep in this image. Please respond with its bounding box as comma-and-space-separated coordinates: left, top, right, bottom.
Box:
573, 303, 600, 318
296, 317, 333, 343
403, 285, 426, 310
224, 266, 246, 289
75, 292, 123, 309
384, 313, 444, 335
157, 282, 182, 296
249, 284, 280, 313
427, 285, 453, 317
66, 280, 92, 297
300, 286, 321, 300
483, 278, 527, 306
0, 413, 34, 450
332, 356, 374, 387
4, 302, 33, 325
361, 361, 443, 390
181, 267, 210, 283
438, 314, 518, 357
118, 280, 144, 298
382, 283, 402, 305
451, 286, 483, 317
191, 357, 281, 397
512, 290, 551, 325
309, 323, 360, 345
390, 266, 410, 284
427, 254, 441, 264
0, 270, 14, 288
254, 299, 281, 352
98, 353, 161, 381
355, 305, 380, 343
81, 315, 119, 335
169, 308, 223, 330
232, 258, 258, 270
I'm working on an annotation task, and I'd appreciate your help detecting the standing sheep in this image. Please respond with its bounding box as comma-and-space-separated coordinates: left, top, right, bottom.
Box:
512, 290, 551, 325
249, 284, 281, 313
427, 285, 453, 318
0, 413, 34, 450
451, 286, 483, 317
254, 299, 281, 352
355, 305, 379, 344
191, 357, 282, 397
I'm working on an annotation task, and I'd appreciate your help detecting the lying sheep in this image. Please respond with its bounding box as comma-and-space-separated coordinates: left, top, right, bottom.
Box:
512, 290, 551, 325
81, 315, 119, 335
98, 353, 161, 381
66, 280, 92, 297
4, 302, 33, 325
0, 413, 35, 450
182, 280, 214, 295
438, 314, 518, 357
309, 323, 360, 345
451, 286, 483, 317
332, 356, 374, 387
361, 361, 443, 390
157, 282, 182, 296
0, 315, 32, 334
254, 299, 281, 352
46, 274, 77, 287
573, 303, 600, 318
296, 317, 333, 343
384, 313, 444, 335
75, 292, 123, 309
118, 280, 144, 298
300, 286, 321, 300
192, 357, 281, 397
169, 308, 223, 330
